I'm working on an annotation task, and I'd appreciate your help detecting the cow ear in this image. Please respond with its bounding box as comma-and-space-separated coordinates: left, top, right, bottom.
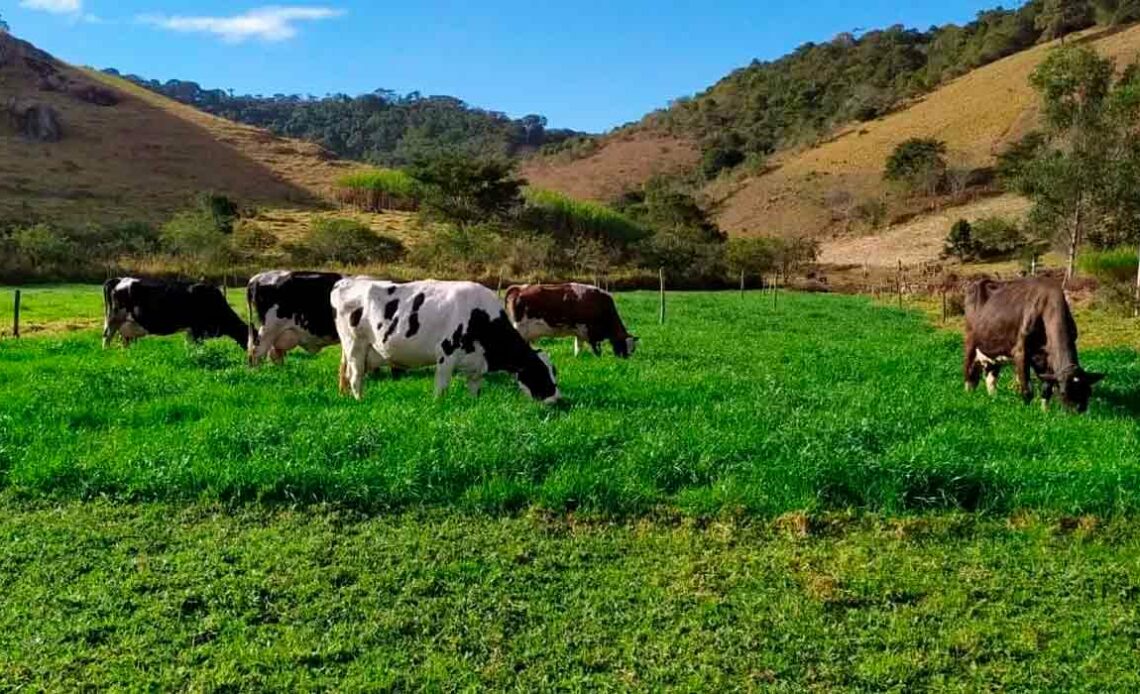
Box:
1085, 372, 1106, 385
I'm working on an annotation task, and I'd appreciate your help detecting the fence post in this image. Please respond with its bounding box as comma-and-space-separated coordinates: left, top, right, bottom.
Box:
941, 287, 948, 324
740, 269, 745, 299
773, 272, 779, 309
497, 269, 504, 299
13, 289, 20, 339
896, 259, 903, 311
658, 267, 666, 325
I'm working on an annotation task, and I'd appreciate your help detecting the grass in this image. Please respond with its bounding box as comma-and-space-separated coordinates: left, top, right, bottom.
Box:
5, 286, 1140, 688
3, 286, 1140, 515
334, 168, 420, 212
523, 187, 647, 243
4, 502, 1140, 690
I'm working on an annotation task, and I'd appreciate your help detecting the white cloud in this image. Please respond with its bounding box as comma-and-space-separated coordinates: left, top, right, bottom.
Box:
20, 0, 83, 15
138, 6, 344, 43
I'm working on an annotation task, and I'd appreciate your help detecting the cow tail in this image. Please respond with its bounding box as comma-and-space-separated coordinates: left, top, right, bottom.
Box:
245, 282, 258, 348
504, 286, 521, 323
101, 278, 117, 324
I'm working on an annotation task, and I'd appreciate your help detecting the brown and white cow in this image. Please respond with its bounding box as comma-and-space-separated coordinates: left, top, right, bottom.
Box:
505, 283, 637, 358
963, 277, 1103, 412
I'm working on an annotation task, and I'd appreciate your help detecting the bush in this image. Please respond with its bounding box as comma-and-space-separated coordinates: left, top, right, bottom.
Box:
335, 169, 420, 212
884, 138, 947, 195
195, 192, 240, 234
943, 217, 1028, 261
944, 219, 974, 260
160, 210, 233, 267
409, 223, 504, 275
291, 217, 405, 266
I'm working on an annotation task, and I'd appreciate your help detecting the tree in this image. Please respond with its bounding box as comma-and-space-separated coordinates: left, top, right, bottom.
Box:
1035, 0, 1095, 43
0, 13, 9, 34
1019, 47, 1115, 282
726, 237, 778, 285
1091, 0, 1140, 25
408, 154, 525, 228
884, 138, 948, 196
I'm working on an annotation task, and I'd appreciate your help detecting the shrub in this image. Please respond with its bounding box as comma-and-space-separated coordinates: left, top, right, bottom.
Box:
853, 198, 888, 230
292, 217, 405, 266
944, 217, 1028, 261
884, 138, 947, 195
409, 223, 503, 275
195, 192, 240, 234
335, 168, 420, 212
160, 209, 232, 266
944, 219, 974, 260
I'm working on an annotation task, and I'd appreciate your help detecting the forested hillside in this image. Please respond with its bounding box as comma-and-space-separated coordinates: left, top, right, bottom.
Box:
103, 70, 588, 165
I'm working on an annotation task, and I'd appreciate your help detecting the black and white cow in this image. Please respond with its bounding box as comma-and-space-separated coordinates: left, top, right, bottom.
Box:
247, 270, 343, 366
331, 278, 560, 403
102, 277, 247, 348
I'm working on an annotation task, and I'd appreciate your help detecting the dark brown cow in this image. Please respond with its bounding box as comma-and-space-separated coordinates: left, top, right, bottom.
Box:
505, 283, 637, 358
963, 277, 1103, 412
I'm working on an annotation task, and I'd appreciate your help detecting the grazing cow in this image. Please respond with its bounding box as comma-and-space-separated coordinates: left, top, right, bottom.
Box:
102, 277, 247, 349
331, 278, 560, 403
963, 277, 1103, 411
247, 270, 343, 366
504, 282, 638, 358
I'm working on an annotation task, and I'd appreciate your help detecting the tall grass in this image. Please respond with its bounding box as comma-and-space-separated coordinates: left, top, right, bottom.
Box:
335, 168, 420, 212
2, 289, 1139, 515
522, 188, 648, 244
1080, 247, 1138, 285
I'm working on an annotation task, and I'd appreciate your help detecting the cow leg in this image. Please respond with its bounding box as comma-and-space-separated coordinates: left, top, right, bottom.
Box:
338, 353, 349, 396
342, 340, 369, 401
573, 337, 582, 358
434, 360, 457, 398
269, 348, 286, 365
591, 342, 602, 357
963, 339, 982, 392
102, 317, 122, 349
466, 372, 484, 397
1014, 343, 1033, 405
1041, 380, 1055, 411
984, 365, 1001, 396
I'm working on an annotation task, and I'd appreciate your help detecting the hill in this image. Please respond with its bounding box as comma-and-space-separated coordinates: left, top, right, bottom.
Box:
0, 32, 363, 227
526, 19, 1140, 264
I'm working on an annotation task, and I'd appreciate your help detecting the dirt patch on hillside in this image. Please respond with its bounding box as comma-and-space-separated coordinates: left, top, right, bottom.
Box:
0, 33, 365, 227
820, 194, 1032, 266
521, 131, 699, 202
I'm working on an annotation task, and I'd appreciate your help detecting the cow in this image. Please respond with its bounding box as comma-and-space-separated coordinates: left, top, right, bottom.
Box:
247, 270, 343, 366
331, 278, 560, 403
504, 282, 638, 358
102, 277, 248, 349
963, 277, 1103, 412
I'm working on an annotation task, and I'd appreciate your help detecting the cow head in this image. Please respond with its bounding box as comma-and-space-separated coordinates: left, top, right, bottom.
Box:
1041, 368, 1105, 413
517, 350, 560, 404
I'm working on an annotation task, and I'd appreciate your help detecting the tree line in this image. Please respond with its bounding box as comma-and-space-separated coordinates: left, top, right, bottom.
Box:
103, 71, 588, 166
652, 0, 1135, 179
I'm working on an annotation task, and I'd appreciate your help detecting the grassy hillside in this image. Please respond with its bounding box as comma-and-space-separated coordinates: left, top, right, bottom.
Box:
527, 24, 1140, 265
0, 33, 365, 227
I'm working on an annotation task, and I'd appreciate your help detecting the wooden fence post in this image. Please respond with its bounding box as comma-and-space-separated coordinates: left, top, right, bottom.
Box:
13, 290, 20, 339
740, 269, 745, 299
658, 267, 666, 325
896, 259, 903, 311
773, 273, 779, 309
497, 269, 504, 299
941, 287, 948, 324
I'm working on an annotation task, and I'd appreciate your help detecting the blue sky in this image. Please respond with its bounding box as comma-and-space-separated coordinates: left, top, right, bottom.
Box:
6, 0, 1013, 132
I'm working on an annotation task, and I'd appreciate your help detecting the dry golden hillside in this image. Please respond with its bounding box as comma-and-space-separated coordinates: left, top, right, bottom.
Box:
0, 32, 365, 227
521, 131, 699, 202
713, 25, 1140, 242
